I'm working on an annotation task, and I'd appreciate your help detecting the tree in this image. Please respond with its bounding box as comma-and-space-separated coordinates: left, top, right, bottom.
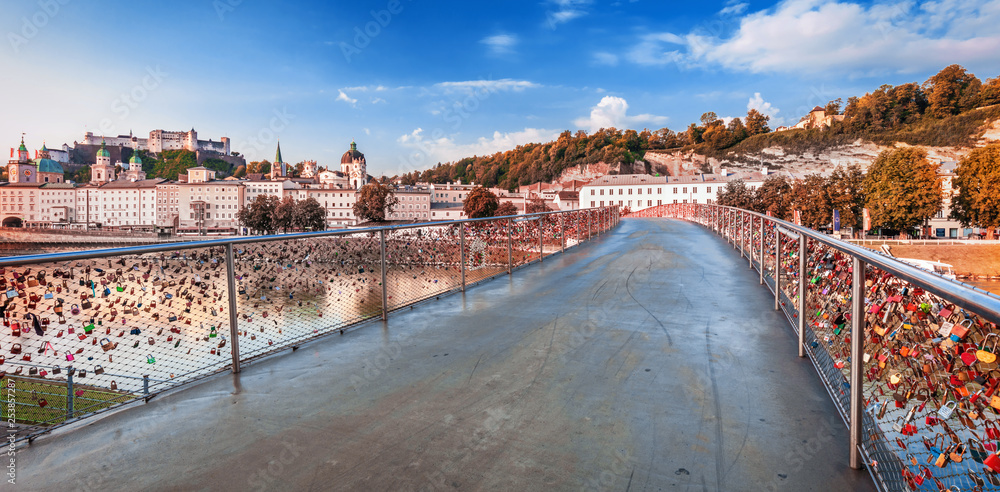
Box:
237, 194, 278, 235
462, 186, 500, 218
827, 164, 866, 231
274, 196, 296, 233
863, 148, 941, 232
951, 143, 1000, 238
754, 176, 793, 219
745, 109, 771, 136
727, 117, 747, 142
700, 112, 720, 126
716, 179, 755, 210
294, 197, 327, 231
233, 165, 247, 178
495, 201, 518, 217
824, 98, 843, 115
924, 64, 982, 118
353, 181, 399, 223
789, 174, 831, 229
525, 198, 552, 214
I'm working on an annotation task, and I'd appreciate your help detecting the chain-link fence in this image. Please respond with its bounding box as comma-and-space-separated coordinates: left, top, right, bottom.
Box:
667, 203, 1000, 492
0, 207, 620, 444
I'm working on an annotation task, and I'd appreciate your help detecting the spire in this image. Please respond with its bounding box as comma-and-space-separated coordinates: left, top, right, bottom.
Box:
275, 140, 283, 164
350, 140, 357, 152
18, 135, 27, 152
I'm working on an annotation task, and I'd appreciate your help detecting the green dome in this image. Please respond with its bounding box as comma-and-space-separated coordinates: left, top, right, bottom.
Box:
129, 152, 142, 165
96, 140, 110, 158
36, 158, 63, 174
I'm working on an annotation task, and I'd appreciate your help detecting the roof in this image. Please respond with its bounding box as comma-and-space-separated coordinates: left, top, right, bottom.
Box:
274, 142, 283, 164
96, 140, 110, 157
35, 158, 63, 174
811, 106, 825, 112
341, 141, 364, 164
557, 191, 579, 200
585, 174, 669, 186
100, 179, 167, 189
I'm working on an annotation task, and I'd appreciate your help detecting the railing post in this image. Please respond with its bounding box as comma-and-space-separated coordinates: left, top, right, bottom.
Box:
774, 224, 780, 310
588, 210, 592, 239
143, 375, 150, 395
66, 367, 74, 419
759, 216, 764, 285
560, 213, 565, 253
225, 243, 241, 374
748, 214, 754, 269
739, 211, 744, 257
538, 216, 543, 262
460, 223, 466, 292
798, 234, 806, 357
380, 229, 388, 320
849, 256, 866, 469
507, 218, 513, 275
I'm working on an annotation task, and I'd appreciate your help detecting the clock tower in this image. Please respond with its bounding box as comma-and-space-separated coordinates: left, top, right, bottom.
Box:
7, 136, 36, 183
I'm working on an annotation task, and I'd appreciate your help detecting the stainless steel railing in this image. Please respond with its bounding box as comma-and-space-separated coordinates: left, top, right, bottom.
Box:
0, 206, 620, 444
663, 203, 1000, 492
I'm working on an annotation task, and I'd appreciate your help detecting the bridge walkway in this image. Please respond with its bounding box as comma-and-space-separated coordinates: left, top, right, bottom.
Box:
17, 218, 874, 491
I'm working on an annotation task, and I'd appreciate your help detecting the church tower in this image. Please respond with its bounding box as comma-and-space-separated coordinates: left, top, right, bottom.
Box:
340, 140, 367, 190
91, 139, 115, 184
271, 141, 286, 180
7, 136, 36, 183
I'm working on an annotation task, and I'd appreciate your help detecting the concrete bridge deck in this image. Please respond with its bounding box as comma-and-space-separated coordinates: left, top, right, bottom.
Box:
17, 218, 875, 491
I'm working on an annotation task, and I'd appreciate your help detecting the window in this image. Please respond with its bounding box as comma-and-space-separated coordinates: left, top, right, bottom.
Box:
600, 201, 604, 207
608, 189, 612, 196
590, 189, 595, 195
683, 187, 688, 194
706, 187, 712, 193
647, 200, 652, 206
636, 188, 640, 195
657, 200, 662, 206
673, 187, 678, 194
600, 189, 604, 195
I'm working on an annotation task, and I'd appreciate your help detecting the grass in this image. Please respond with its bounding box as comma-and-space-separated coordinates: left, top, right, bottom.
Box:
1, 376, 135, 426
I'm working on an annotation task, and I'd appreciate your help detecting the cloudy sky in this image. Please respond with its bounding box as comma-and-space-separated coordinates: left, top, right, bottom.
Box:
1, 0, 998, 176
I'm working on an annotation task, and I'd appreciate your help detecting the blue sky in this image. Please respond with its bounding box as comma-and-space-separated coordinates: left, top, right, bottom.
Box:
2, 0, 998, 177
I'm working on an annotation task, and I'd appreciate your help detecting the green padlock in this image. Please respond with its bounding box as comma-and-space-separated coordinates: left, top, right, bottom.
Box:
147, 354, 155, 364
209, 326, 217, 338
84, 323, 95, 334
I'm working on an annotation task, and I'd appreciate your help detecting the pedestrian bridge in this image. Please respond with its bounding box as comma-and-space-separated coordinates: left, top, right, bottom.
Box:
10, 215, 877, 491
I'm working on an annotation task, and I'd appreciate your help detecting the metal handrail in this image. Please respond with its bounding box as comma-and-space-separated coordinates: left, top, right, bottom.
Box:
714, 206, 1000, 326
0, 207, 604, 268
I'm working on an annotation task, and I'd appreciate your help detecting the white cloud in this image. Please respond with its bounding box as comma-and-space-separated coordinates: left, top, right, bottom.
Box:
480, 33, 518, 55
592, 52, 619, 66
434, 79, 541, 93
719, 1, 748, 16
364, 128, 371, 136
623, 0, 1000, 74
397, 127, 562, 165
371, 97, 387, 104
545, 0, 592, 27
336, 90, 357, 105
573, 96, 669, 133
747, 92, 781, 125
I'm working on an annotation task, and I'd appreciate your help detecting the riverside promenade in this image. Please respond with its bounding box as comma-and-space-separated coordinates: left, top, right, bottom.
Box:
16, 218, 874, 491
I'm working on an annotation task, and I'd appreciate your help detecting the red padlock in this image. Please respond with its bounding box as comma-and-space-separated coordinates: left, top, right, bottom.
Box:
985, 452, 1000, 473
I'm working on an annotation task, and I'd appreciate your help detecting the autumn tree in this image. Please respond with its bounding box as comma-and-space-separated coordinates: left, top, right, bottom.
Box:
233, 165, 247, 178
863, 148, 941, 232
294, 197, 327, 231
462, 186, 500, 219
745, 109, 771, 136
273, 196, 296, 233
495, 201, 518, 217
353, 181, 399, 223
716, 179, 755, 210
951, 143, 1000, 238
788, 174, 831, 229
754, 175, 793, 219
824, 98, 843, 115
237, 194, 279, 235
525, 198, 552, 214
924, 64, 982, 118
827, 164, 866, 231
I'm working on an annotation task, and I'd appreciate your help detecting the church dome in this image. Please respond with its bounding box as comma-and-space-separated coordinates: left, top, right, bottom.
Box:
340, 141, 365, 164
129, 152, 142, 165
36, 158, 63, 174
96, 140, 110, 158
